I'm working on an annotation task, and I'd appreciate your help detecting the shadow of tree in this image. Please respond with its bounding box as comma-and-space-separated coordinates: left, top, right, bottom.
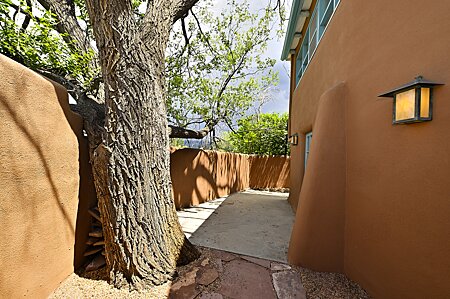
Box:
0, 96, 75, 233
249, 155, 290, 189
170, 149, 251, 210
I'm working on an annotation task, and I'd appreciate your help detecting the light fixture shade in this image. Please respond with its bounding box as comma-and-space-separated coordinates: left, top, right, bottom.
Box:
289, 133, 299, 145
379, 76, 443, 124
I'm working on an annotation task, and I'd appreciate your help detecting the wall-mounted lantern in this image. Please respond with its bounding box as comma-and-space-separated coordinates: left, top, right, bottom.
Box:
379, 76, 443, 124
289, 133, 299, 145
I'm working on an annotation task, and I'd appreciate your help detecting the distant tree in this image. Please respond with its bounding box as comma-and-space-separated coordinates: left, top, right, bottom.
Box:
224, 112, 289, 155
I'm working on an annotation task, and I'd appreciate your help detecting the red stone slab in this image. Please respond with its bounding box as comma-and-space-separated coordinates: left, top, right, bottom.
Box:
241, 255, 271, 269
219, 259, 277, 299
196, 267, 219, 286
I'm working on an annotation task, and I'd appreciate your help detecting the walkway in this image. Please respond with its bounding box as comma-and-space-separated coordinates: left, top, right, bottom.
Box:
177, 189, 295, 262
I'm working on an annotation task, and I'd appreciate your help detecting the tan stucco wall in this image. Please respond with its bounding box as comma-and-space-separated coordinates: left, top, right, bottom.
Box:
0, 55, 81, 298
171, 148, 290, 209
249, 155, 290, 189
288, 83, 346, 273
288, 1, 450, 298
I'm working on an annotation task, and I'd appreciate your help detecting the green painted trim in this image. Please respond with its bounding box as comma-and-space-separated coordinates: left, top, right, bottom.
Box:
281, 0, 306, 61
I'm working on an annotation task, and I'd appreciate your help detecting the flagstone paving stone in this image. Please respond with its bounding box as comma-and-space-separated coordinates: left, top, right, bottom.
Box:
272, 270, 306, 299
169, 246, 305, 299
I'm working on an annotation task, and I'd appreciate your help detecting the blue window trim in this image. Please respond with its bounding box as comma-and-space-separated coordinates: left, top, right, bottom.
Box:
295, 0, 341, 86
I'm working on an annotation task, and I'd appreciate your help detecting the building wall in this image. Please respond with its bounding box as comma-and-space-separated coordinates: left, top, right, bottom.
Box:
0, 55, 83, 298
287, 1, 450, 298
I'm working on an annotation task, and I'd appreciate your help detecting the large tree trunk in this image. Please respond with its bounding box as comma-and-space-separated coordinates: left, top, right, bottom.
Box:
84, 0, 199, 289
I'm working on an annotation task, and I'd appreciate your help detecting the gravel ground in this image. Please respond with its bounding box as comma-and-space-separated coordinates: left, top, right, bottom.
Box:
299, 267, 372, 299
49, 268, 171, 299
49, 247, 371, 299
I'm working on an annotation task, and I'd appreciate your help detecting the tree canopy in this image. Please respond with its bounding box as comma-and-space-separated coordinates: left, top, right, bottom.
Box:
0, 0, 283, 140
224, 112, 289, 155
166, 0, 279, 140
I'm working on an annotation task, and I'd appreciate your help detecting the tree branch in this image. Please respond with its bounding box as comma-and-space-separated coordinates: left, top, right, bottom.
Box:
36, 0, 95, 58
181, 17, 190, 47
172, 0, 200, 23
21, 0, 32, 30
190, 10, 217, 56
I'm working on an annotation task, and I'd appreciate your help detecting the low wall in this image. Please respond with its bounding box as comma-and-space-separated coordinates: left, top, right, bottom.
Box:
171, 148, 249, 208
249, 155, 290, 189
171, 149, 289, 209
0, 55, 84, 298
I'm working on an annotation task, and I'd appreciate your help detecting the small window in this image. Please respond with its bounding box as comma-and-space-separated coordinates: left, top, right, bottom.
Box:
305, 132, 313, 169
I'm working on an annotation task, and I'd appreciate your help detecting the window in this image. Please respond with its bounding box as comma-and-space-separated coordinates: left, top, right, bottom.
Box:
309, 10, 318, 56
295, 0, 341, 85
305, 132, 313, 169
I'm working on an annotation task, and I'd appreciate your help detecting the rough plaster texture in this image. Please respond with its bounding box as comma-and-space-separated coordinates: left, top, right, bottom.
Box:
0, 55, 81, 298
287, 1, 450, 298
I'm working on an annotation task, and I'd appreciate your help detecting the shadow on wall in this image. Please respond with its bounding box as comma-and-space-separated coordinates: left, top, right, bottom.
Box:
49, 84, 99, 270
170, 148, 290, 209
170, 148, 250, 209
0, 95, 75, 233
249, 156, 290, 189
0, 54, 80, 298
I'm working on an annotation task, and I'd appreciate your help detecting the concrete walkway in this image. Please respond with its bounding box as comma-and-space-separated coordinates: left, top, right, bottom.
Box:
177, 190, 295, 262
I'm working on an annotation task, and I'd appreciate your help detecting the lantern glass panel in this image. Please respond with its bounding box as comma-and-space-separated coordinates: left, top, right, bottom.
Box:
420, 87, 430, 118
395, 89, 416, 121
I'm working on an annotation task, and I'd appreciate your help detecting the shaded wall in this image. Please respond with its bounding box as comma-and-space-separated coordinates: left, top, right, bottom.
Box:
287, 1, 450, 298
171, 148, 290, 209
288, 83, 346, 273
249, 155, 290, 189
0, 55, 83, 298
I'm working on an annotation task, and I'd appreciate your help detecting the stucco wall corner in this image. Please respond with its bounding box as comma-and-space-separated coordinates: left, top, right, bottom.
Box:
287, 82, 347, 273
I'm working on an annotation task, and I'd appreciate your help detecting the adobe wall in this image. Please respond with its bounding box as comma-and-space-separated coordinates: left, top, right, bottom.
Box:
171, 149, 290, 209
288, 1, 450, 298
249, 155, 290, 189
288, 84, 346, 273
0, 55, 88, 298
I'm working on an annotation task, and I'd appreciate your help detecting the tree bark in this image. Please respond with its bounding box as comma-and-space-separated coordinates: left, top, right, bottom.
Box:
84, 0, 199, 289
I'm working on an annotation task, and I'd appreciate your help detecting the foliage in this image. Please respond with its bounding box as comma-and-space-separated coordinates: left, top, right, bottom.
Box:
0, 0, 97, 87
224, 112, 289, 155
166, 0, 279, 134
170, 138, 186, 148
1, 0, 284, 138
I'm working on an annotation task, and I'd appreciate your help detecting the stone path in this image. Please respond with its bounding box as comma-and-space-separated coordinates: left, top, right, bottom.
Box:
177, 190, 294, 262
169, 246, 306, 299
